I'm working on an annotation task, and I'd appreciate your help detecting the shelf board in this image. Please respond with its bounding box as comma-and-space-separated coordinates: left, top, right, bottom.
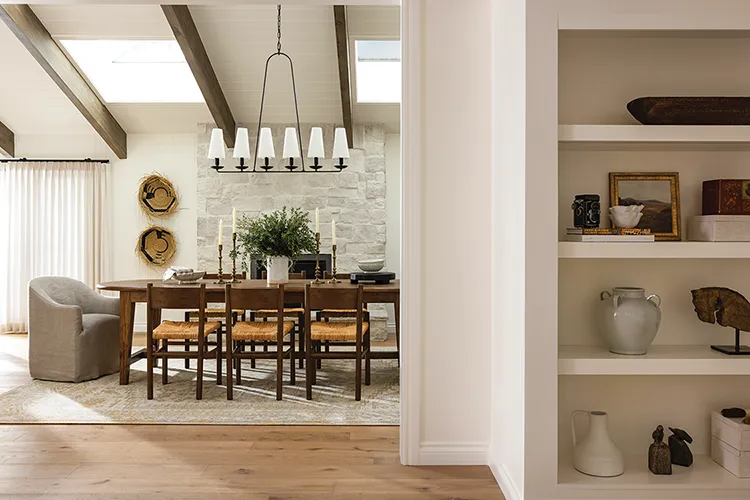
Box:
559, 455, 750, 495
559, 241, 750, 259
559, 345, 750, 375
559, 125, 750, 150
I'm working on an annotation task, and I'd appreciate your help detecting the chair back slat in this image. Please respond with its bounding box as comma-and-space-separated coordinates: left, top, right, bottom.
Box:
261, 270, 306, 279
147, 283, 206, 310
226, 284, 284, 311
305, 284, 363, 311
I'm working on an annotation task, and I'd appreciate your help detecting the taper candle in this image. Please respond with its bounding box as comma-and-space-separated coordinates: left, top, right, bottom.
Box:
218, 219, 223, 246
315, 207, 320, 233
232, 208, 237, 234
332, 219, 336, 246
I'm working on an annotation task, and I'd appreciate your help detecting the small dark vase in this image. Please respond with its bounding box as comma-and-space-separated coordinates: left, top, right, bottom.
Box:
648, 425, 672, 475
668, 428, 693, 467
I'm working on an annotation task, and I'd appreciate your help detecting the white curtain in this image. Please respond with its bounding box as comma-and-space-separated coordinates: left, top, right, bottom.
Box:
0, 161, 111, 333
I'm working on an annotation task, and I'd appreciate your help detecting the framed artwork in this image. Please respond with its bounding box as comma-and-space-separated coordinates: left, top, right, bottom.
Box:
609, 172, 681, 241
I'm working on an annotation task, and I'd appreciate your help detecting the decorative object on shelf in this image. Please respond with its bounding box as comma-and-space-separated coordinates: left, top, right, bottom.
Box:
571, 410, 625, 478
627, 97, 750, 125
649, 425, 672, 475
711, 410, 750, 478
350, 271, 396, 285
358, 258, 386, 273
609, 205, 644, 229
235, 206, 316, 285
721, 408, 747, 419
702, 179, 750, 216
571, 194, 601, 229
598, 287, 661, 355
691, 287, 750, 355
567, 228, 652, 236
138, 173, 178, 218
610, 172, 681, 241
668, 428, 694, 467
565, 228, 654, 242
205, 6, 349, 174
163, 267, 205, 284
689, 215, 750, 242
135, 226, 176, 268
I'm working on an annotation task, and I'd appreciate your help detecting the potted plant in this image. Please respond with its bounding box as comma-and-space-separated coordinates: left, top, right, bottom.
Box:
236, 207, 317, 283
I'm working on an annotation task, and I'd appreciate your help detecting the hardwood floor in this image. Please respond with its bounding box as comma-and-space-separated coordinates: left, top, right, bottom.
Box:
0, 425, 503, 499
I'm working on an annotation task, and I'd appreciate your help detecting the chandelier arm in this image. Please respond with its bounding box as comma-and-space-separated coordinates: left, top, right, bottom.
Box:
252, 52, 277, 172
279, 52, 306, 171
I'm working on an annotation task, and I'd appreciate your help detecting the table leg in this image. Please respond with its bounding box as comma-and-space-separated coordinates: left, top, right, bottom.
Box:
394, 298, 400, 366
119, 292, 135, 385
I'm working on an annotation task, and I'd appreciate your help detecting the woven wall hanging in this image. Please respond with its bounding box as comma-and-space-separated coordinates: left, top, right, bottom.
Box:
136, 226, 177, 268
138, 173, 179, 217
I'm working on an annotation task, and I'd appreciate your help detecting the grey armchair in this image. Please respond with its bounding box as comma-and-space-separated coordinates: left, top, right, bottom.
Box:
28, 277, 120, 382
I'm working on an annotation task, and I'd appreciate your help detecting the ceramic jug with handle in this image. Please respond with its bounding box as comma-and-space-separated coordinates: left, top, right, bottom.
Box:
571, 410, 625, 477
598, 287, 661, 355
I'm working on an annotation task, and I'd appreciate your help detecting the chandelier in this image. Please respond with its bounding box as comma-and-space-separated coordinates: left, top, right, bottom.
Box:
207, 5, 349, 174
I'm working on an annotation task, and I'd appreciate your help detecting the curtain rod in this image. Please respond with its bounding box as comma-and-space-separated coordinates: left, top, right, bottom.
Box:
0, 157, 110, 163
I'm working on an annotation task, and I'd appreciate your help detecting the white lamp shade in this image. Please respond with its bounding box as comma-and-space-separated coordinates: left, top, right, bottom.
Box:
257, 127, 275, 158
233, 127, 251, 158
332, 127, 350, 159
207, 128, 226, 159
307, 127, 325, 158
282, 127, 300, 158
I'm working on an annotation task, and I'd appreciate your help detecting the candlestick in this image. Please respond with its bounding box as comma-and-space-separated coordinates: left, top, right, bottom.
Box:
312, 232, 323, 284
315, 207, 319, 233
214, 244, 226, 284
230, 233, 241, 283
332, 219, 336, 246
328, 244, 340, 283
218, 219, 223, 247
232, 208, 237, 235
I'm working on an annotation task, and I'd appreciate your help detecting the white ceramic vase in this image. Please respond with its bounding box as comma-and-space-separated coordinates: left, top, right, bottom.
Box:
266, 256, 290, 284
571, 410, 625, 477
597, 287, 661, 355
609, 205, 644, 228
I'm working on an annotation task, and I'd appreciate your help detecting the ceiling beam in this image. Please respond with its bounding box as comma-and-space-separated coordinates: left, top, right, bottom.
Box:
333, 5, 353, 148
162, 5, 235, 148
0, 5, 127, 159
0, 120, 13, 157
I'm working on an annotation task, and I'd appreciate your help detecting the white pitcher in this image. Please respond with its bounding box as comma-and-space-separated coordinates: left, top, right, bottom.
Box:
266, 256, 290, 284
571, 410, 625, 477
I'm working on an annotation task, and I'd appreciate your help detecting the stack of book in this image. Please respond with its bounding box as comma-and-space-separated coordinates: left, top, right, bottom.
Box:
565, 228, 655, 242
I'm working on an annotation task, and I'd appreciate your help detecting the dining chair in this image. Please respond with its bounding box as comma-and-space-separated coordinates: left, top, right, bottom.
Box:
182, 272, 247, 374
304, 283, 370, 401
224, 283, 296, 400
146, 283, 221, 400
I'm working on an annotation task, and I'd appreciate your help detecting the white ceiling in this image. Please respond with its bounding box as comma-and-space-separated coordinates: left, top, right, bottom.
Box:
0, 4, 399, 139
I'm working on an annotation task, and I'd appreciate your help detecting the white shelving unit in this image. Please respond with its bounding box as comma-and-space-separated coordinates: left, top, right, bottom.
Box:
559, 242, 750, 259
559, 124, 750, 150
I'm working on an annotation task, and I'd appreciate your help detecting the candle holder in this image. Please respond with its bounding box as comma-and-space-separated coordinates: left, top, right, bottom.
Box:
214, 244, 226, 284
312, 232, 323, 284
328, 244, 340, 283
230, 233, 241, 283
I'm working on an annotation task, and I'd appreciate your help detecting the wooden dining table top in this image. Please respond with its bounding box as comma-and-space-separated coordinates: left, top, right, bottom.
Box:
98, 278, 400, 294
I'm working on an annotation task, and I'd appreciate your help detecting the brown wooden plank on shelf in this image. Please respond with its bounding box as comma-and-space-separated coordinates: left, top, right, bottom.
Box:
162, 5, 235, 148
0, 119, 13, 157
0, 5, 127, 159
334, 5, 353, 148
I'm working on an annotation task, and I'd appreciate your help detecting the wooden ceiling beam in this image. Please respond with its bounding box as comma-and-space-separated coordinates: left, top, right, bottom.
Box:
0, 5, 127, 159
333, 5, 353, 148
162, 5, 235, 148
0, 120, 13, 157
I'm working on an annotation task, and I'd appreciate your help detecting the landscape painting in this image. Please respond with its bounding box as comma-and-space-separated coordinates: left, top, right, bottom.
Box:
610, 172, 680, 240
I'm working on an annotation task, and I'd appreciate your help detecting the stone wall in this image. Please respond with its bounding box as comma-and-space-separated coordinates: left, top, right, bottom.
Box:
196, 123, 388, 337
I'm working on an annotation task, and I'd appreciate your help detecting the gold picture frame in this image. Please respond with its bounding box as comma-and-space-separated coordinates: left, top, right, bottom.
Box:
609, 172, 681, 241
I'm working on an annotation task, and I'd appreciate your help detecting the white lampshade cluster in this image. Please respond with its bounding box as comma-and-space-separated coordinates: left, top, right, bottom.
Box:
207, 126, 350, 172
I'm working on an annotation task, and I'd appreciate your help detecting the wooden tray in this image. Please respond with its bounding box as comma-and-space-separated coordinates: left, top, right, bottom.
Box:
627, 97, 750, 125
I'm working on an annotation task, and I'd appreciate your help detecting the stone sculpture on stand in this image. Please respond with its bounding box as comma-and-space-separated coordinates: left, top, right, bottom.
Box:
668, 428, 694, 467
648, 425, 672, 475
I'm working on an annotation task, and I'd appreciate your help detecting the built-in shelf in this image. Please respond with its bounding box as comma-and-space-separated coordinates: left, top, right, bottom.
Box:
558, 455, 750, 495
559, 345, 750, 375
559, 241, 750, 259
559, 125, 750, 150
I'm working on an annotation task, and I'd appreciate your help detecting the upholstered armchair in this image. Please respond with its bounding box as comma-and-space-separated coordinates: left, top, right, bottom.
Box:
28, 277, 120, 382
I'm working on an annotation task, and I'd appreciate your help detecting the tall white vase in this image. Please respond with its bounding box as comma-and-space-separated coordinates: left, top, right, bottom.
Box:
571, 410, 625, 477
266, 256, 289, 284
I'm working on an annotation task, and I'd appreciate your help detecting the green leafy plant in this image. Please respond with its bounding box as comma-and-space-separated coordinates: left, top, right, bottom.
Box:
235, 207, 317, 267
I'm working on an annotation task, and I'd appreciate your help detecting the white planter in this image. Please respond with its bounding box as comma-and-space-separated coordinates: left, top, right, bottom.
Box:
266, 256, 290, 284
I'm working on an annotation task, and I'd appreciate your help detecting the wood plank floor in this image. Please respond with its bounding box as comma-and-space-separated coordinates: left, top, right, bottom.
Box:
0, 425, 503, 499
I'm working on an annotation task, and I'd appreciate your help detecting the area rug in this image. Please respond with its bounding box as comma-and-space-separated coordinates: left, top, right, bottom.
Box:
0, 356, 399, 425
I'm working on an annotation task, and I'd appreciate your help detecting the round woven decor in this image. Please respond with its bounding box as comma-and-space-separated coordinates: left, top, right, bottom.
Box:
136, 226, 176, 267
138, 174, 178, 217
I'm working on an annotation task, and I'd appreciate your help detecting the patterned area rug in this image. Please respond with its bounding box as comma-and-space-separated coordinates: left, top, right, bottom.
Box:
0, 356, 399, 425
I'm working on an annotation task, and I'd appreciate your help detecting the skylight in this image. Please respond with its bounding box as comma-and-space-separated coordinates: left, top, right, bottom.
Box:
60, 40, 204, 103
355, 40, 401, 104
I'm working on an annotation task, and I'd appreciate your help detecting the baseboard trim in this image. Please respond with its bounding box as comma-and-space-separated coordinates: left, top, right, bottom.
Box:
417, 441, 488, 465
489, 459, 522, 500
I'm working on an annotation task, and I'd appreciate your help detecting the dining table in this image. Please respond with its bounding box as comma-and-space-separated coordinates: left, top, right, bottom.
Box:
97, 278, 401, 385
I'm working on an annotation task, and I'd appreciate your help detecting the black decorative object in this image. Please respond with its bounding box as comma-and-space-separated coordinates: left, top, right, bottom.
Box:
722, 407, 747, 419
628, 97, 750, 125
648, 425, 672, 475
668, 428, 693, 467
349, 272, 396, 285
572, 194, 600, 229
691, 287, 750, 355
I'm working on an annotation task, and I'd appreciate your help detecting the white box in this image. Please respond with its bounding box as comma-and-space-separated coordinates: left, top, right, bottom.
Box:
689, 215, 750, 241
712, 436, 750, 478
712, 411, 750, 451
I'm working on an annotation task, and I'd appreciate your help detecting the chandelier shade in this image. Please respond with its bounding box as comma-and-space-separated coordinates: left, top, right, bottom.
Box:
208, 128, 225, 159
308, 127, 325, 159
233, 127, 251, 159
257, 127, 275, 159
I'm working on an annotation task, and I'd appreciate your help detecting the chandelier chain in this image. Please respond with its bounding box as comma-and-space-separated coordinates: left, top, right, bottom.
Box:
276, 5, 282, 54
